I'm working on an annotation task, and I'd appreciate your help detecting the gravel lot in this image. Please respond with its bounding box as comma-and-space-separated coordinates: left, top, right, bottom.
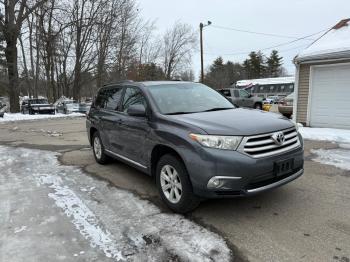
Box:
0, 117, 349, 262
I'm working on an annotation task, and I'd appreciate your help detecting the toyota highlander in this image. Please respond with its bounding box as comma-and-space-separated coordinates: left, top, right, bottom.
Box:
86, 81, 304, 213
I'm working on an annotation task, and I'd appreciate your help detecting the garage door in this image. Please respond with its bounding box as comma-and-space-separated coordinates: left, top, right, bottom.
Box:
309, 63, 350, 129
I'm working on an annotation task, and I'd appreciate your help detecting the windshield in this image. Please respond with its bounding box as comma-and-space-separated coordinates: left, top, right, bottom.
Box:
29, 99, 48, 104
148, 83, 234, 115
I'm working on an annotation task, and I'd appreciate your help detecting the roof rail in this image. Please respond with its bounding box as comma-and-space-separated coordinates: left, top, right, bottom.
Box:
103, 80, 134, 87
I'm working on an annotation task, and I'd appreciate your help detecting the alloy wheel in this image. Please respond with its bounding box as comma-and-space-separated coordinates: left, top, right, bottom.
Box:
93, 136, 102, 160
160, 165, 182, 204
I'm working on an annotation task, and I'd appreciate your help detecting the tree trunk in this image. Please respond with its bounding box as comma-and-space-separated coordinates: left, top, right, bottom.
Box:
73, 61, 81, 101
5, 36, 20, 113
19, 35, 32, 97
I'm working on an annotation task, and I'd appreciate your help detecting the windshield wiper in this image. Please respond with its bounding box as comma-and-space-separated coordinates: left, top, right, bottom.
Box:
202, 107, 234, 112
165, 111, 199, 115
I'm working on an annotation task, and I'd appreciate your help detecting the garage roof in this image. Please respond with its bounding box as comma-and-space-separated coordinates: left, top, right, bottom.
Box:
296, 18, 350, 63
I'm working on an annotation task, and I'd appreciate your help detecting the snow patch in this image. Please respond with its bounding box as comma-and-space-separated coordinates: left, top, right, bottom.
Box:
299, 127, 350, 143
14, 226, 27, 234
0, 113, 85, 123
0, 146, 232, 261
311, 148, 350, 171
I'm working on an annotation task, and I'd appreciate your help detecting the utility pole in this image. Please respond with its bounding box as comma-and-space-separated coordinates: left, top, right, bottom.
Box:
200, 23, 204, 83
199, 21, 212, 83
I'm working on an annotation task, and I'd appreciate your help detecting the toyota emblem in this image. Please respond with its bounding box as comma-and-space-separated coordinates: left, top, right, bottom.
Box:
272, 132, 285, 145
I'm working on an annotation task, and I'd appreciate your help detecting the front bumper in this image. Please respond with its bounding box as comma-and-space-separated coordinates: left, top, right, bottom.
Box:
33, 108, 55, 114
183, 136, 304, 198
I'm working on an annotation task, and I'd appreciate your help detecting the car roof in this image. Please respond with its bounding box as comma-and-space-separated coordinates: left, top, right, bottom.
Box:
138, 81, 193, 86
99, 81, 197, 92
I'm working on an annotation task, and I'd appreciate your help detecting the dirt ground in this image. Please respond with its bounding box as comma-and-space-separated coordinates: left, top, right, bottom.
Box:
0, 117, 349, 262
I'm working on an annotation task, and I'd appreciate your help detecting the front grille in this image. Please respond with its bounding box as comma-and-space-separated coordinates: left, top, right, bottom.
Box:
240, 127, 300, 158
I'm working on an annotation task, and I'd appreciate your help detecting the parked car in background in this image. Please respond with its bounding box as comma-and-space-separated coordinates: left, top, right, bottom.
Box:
218, 88, 263, 109
87, 81, 304, 213
21, 98, 55, 115
0, 101, 6, 117
266, 95, 280, 104
278, 93, 294, 118
0, 97, 9, 112
56, 100, 89, 114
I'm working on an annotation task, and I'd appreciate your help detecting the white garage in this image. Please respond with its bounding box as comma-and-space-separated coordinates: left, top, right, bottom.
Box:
294, 18, 350, 129
309, 64, 350, 129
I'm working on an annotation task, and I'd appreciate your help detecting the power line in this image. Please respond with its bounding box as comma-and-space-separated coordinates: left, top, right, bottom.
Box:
211, 25, 317, 40
202, 28, 328, 56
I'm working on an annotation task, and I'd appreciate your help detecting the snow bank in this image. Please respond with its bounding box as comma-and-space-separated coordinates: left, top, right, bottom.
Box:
299, 127, 350, 144
0, 146, 232, 261
311, 148, 350, 171
0, 112, 85, 123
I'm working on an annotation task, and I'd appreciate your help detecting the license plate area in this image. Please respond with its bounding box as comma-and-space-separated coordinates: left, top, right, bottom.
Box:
274, 159, 294, 176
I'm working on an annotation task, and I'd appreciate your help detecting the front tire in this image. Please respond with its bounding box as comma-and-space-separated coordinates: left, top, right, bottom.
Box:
156, 154, 200, 213
254, 103, 262, 110
92, 131, 109, 164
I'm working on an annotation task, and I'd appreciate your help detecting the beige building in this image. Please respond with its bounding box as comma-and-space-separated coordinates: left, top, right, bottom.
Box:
294, 18, 350, 129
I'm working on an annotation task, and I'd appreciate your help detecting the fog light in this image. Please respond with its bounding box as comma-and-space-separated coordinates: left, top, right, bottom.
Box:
207, 176, 242, 189
207, 177, 223, 189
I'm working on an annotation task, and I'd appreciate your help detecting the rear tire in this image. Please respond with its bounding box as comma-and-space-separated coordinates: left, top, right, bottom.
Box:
156, 154, 200, 213
92, 131, 110, 164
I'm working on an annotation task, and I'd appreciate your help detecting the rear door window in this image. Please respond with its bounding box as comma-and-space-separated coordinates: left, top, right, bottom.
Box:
95, 87, 123, 110
105, 87, 123, 110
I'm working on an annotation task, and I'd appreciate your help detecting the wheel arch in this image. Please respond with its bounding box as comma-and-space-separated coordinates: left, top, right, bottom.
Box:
150, 144, 186, 177
89, 127, 98, 146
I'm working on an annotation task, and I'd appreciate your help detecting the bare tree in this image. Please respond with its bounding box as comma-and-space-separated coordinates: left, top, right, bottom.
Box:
95, 0, 122, 88
161, 22, 197, 80
71, 0, 104, 100
0, 0, 47, 112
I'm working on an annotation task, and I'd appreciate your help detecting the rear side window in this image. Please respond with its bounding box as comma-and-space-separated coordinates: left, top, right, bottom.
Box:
95, 87, 123, 110
121, 87, 147, 112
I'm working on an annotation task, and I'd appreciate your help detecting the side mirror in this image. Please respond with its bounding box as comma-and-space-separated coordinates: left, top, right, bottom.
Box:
127, 104, 146, 117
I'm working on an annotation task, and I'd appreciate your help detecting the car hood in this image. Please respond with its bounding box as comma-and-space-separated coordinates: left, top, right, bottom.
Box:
168, 108, 294, 136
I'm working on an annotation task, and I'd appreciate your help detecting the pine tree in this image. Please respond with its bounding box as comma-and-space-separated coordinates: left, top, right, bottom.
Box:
266, 50, 283, 77
245, 51, 266, 79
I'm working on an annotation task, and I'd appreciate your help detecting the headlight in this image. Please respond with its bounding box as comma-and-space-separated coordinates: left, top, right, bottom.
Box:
190, 134, 242, 150
293, 121, 299, 132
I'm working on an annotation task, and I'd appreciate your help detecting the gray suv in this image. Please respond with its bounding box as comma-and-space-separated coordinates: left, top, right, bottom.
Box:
218, 88, 263, 109
87, 81, 304, 213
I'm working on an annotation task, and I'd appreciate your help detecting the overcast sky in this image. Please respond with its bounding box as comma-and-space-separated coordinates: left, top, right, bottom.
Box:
139, 0, 350, 80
